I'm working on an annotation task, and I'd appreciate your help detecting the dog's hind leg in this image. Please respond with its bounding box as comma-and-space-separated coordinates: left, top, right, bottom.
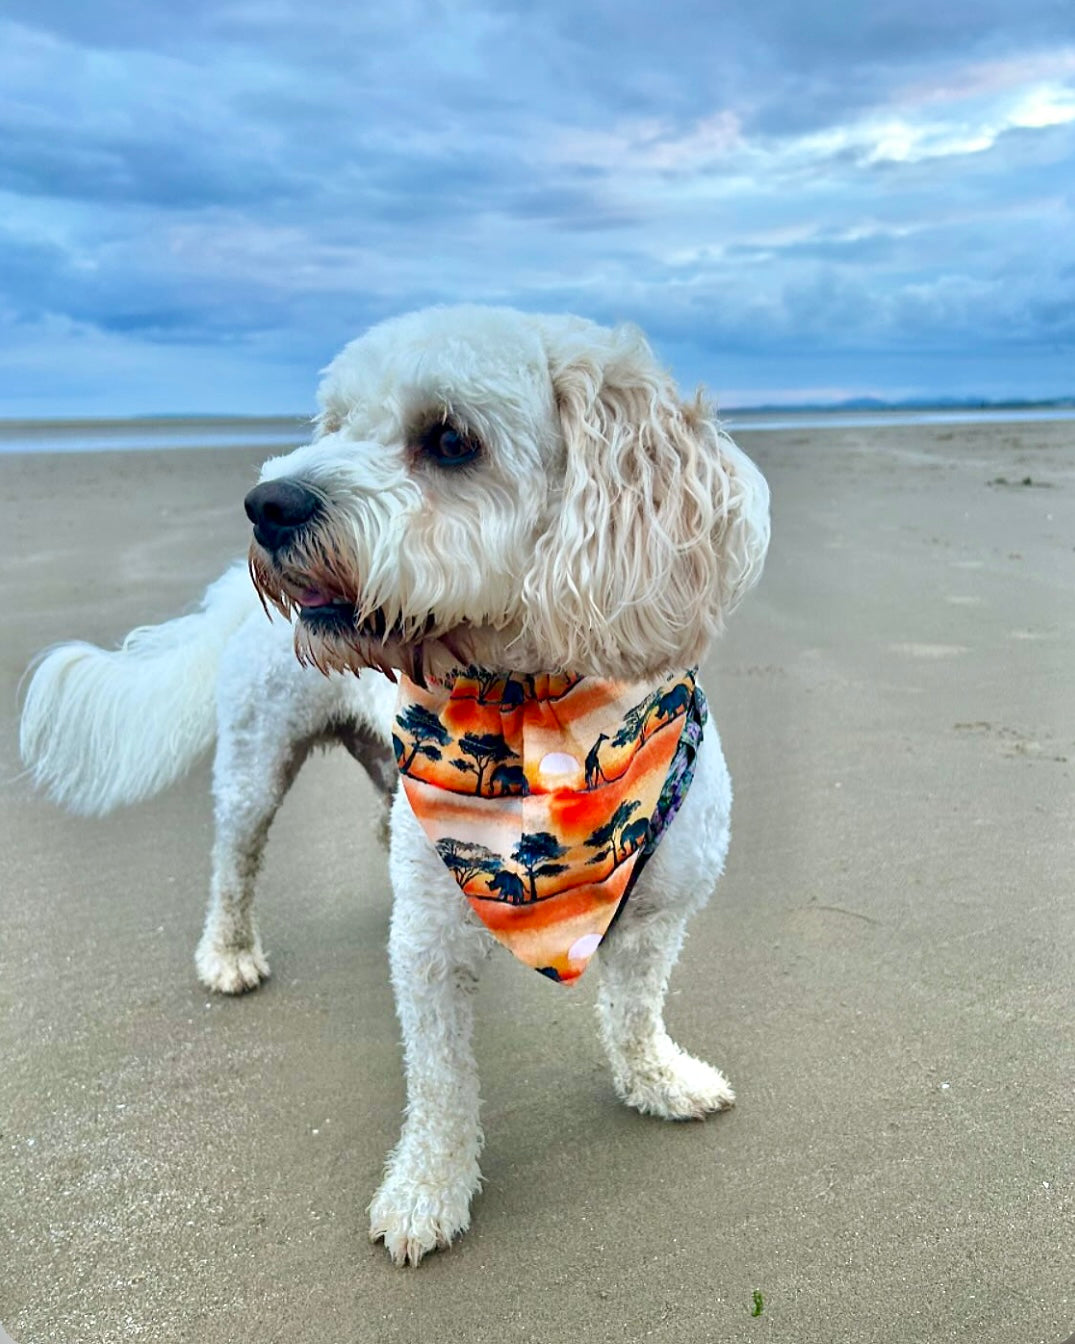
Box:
368, 791, 488, 1266
195, 705, 312, 995
336, 721, 397, 848
595, 730, 737, 1120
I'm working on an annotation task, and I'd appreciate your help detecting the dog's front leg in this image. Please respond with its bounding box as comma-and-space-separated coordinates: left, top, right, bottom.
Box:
595, 730, 736, 1120
369, 794, 487, 1266
596, 905, 735, 1119
195, 728, 309, 995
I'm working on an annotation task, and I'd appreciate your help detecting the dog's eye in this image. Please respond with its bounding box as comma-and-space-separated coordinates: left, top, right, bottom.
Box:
421, 422, 481, 467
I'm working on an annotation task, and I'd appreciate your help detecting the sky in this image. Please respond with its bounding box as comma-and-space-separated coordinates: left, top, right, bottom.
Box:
1, 1, 1074, 416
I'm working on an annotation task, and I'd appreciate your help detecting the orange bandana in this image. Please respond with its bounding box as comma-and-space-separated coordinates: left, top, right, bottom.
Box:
394, 669, 706, 983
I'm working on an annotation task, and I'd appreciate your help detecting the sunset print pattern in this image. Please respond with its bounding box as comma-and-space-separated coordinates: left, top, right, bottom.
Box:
394, 669, 700, 982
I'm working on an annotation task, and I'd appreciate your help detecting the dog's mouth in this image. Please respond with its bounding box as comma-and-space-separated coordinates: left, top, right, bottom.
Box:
291, 585, 383, 635
248, 544, 465, 685
295, 588, 427, 655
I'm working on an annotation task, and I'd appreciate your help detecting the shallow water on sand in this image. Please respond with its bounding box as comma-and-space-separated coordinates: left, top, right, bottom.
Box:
3, 407, 1075, 453
0, 415, 310, 455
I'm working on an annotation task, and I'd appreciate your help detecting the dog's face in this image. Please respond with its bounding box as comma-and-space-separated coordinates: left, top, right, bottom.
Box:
247, 305, 770, 683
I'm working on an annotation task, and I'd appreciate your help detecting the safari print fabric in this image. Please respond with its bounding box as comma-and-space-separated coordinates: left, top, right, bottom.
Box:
394, 668, 706, 983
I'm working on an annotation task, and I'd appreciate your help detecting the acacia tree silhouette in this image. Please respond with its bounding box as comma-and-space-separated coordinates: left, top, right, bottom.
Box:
396, 704, 450, 771
613, 688, 666, 748
466, 668, 503, 703
451, 731, 514, 794
511, 831, 569, 902
585, 798, 643, 867
435, 837, 502, 888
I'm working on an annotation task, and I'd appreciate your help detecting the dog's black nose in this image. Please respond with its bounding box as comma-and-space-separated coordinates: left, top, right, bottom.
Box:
244, 479, 322, 551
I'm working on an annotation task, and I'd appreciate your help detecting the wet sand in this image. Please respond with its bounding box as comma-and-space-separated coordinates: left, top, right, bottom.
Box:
1, 423, 1072, 1343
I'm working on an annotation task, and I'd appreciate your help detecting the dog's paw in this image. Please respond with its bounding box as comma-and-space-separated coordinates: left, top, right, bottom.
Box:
195, 936, 270, 995
616, 1048, 735, 1121
368, 1161, 479, 1266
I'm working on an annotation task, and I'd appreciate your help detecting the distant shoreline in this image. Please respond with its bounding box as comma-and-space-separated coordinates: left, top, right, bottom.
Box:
722, 406, 1075, 432
0, 415, 312, 455
1, 405, 1074, 454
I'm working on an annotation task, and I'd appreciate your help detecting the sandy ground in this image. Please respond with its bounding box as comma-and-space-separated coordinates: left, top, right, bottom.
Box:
0, 424, 1072, 1344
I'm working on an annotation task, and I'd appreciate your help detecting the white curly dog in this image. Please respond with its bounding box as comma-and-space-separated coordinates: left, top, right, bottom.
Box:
21, 305, 770, 1265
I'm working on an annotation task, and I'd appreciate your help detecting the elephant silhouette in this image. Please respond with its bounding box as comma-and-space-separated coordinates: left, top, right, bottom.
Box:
489, 763, 529, 795
499, 679, 526, 708
488, 869, 526, 904
656, 683, 691, 721
619, 818, 651, 854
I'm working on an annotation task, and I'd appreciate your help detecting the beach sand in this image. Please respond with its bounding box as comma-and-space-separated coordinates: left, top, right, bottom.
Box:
1, 423, 1072, 1343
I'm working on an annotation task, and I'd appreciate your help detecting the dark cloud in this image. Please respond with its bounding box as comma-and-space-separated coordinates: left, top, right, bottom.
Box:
0, 122, 307, 210
1, 0, 1073, 412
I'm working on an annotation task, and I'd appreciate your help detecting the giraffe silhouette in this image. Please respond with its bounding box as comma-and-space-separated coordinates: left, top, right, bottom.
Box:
584, 732, 610, 789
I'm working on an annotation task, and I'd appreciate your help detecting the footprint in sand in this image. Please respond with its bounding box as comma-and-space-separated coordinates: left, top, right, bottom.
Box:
724, 664, 788, 678
889, 642, 969, 658
953, 721, 1068, 764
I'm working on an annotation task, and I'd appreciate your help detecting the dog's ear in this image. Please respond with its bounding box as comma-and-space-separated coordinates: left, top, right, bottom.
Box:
523, 324, 770, 676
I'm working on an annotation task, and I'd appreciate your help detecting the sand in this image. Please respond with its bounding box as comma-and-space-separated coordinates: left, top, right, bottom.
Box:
0, 423, 1072, 1344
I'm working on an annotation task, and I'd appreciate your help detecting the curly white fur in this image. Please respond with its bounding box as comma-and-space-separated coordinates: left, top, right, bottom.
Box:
20, 305, 770, 1267
20, 563, 254, 815
253, 306, 769, 682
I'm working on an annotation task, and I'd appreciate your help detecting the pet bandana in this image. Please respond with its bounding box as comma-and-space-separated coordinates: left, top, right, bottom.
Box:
394, 668, 707, 983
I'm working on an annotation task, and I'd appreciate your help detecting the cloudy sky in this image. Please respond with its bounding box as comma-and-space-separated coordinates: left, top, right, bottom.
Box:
2, 1, 1074, 415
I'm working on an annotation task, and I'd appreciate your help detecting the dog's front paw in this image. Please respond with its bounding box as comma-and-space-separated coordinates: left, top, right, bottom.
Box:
616, 1047, 735, 1121
368, 1155, 480, 1266
195, 935, 270, 994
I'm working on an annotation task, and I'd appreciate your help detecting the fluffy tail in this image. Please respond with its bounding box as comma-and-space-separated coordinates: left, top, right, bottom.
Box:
20, 562, 259, 815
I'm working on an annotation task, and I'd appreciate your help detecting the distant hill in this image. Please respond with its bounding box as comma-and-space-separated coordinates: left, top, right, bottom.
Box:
724, 395, 1075, 414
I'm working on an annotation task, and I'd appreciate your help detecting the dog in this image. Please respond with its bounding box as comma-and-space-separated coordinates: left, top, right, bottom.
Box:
21, 305, 770, 1264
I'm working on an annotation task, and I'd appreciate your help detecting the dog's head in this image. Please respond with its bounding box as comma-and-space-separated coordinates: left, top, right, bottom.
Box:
247, 305, 770, 683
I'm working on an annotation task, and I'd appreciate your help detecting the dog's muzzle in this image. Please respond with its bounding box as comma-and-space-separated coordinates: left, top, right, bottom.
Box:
244, 479, 322, 551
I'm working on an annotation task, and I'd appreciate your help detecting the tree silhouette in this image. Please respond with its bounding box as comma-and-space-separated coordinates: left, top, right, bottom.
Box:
612, 688, 666, 748
511, 831, 569, 902
396, 703, 450, 772
435, 837, 503, 889
466, 668, 503, 703
585, 798, 643, 867
451, 731, 515, 795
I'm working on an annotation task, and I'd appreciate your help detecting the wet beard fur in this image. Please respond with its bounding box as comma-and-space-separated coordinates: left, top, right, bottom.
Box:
249, 542, 474, 687
294, 612, 424, 685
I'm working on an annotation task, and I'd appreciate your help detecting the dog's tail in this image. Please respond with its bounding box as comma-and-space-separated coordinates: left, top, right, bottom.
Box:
19, 562, 260, 816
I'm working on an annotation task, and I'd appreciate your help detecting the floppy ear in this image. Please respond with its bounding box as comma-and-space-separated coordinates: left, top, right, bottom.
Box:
523, 323, 770, 677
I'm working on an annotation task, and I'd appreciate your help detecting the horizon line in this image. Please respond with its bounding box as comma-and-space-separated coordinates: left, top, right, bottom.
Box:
2, 392, 1075, 428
